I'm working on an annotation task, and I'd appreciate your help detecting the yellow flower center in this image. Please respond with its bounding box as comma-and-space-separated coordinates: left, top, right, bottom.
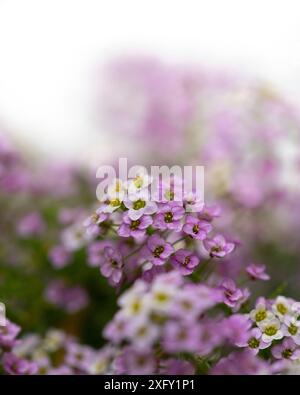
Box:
277, 303, 288, 315
248, 337, 259, 349
165, 190, 174, 201
255, 310, 267, 322
110, 198, 121, 207
130, 220, 141, 230
133, 199, 146, 210
154, 292, 169, 303
264, 325, 277, 336
134, 176, 144, 189
288, 324, 298, 336
282, 349, 293, 359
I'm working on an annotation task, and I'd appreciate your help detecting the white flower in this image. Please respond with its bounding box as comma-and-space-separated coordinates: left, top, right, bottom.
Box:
119, 281, 150, 318
124, 189, 157, 220
249, 302, 274, 324
99, 179, 127, 214
282, 316, 300, 345
43, 329, 66, 352
272, 296, 293, 321
101, 196, 123, 213
88, 347, 113, 375
61, 223, 92, 251
259, 318, 283, 343
128, 172, 152, 194
290, 302, 300, 317
183, 192, 204, 213
107, 179, 127, 200
127, 317, 159, 348
148, 281, 177, 313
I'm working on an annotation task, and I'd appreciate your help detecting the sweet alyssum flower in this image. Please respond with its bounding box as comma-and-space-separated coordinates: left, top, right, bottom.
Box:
2, 353, 38, 375
219, 279, 247, 309
163, 322, 200, 353
258, 317, 283, 343
48, 245, 71, 269
249, 299, 274, 324
236, 327, 269, 354
100, 247, 124, 285
282, 316, 300, 344
114, 346, 157, 375
272, 338, 300, 360
144, 235, 174, 266
118, 212, 153, 239
61, 222, 92, 251
83, 209, 108, 236
153, 202, 185, 231
170, 249, 200, 275
203, 234, 235, 258
183, 192, 204, 213
124, 190, 157, 220
182, 215, 212, 240
272, 296, 293, 321
118, 281, 150, 318
127, 317, 159, 348
246, 263, 270, 281
45, 280, 89, 313
87, 241, 113, 267
17, 211, 45, 237
0, 320, 21, 350
127, 173, 152, 194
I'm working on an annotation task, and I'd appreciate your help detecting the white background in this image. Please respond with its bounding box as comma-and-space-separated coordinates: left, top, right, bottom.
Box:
0, 0, 300, 160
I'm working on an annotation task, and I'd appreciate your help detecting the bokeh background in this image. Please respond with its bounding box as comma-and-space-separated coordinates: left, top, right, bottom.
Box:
1, 0, 300, 375
1, 0, 300, 162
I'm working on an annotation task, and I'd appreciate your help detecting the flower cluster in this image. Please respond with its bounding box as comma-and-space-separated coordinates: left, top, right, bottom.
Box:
101, 57, 300, 297
101, 271, 300, 374
83, 174, 235, 287
2, 55, 300, 376
0, 321, 115, 375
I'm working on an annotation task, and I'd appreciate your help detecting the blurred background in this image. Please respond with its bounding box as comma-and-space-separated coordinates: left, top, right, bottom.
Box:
2, 0, 300, 368
1, 0, 300, 162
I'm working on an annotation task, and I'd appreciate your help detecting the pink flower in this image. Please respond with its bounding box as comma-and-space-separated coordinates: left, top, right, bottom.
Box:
3, 353, 38, 375
0, 320, 21, 350
170, 249, 200, 275
17, 212, 45, 237
163, 322, 200, 353
118, 213, 152, 239
153, 202, 184, 231
182, 215, 212, 240
246, 264, 270, 281
103, 312, 129, 344
198, 204, 221, 222
83, 209, 108, 236
100, 247, 124, 285
114, 346, 157, 375
48, 245, 71, 269
145, 235, 174, 266
87, 241, 114, 267
124, 190, 157, 220
211, 350, 270, 375
272, 338, 300, 360
219, 279, 245, 309
236, 327, 270, 354
204, 234, 235, 258
223, 314, 252, 346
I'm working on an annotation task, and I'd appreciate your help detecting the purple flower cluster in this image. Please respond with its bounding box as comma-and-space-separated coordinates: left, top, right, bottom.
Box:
83, 176, 234, 287
0, 323, 115, 375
